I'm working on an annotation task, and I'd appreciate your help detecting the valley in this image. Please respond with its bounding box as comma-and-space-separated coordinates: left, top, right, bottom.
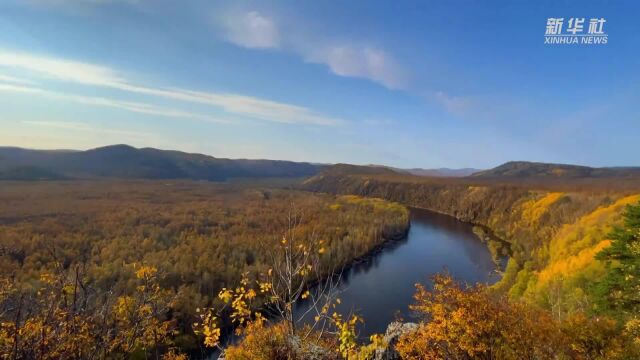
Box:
1, 151, 640, 359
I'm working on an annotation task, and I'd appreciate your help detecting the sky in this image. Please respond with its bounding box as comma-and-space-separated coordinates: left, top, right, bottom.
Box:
0, 0, 638, 169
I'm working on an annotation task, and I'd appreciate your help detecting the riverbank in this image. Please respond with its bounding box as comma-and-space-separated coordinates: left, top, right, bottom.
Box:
300, 171, 639, 309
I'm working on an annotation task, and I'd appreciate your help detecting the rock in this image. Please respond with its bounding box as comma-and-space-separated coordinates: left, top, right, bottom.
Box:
374, 321, 418, 360
287, 335, 337, 360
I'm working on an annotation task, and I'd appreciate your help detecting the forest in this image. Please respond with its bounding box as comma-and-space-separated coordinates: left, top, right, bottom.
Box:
2, 167, 640, 359
0, 180, 409, 358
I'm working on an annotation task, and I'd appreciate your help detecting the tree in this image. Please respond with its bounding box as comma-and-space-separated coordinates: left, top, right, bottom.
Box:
396, 273, 567, 360
196, 209, 387, 360
595, 202, 640, 316
0, 262, 182, 359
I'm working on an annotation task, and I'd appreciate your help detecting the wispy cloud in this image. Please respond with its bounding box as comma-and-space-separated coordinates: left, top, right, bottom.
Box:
0, 73, 36, 85
21, 120, 151, 139
429, 90, 529, 123
0, 83, 229, 124
0, 50, 342, 126
362, 118, 395, 126
216, 11, 408, 90
431, 91, 476, 118
113, 85, 342, 126
221, 11, 280, 49
27, 0, 141, 8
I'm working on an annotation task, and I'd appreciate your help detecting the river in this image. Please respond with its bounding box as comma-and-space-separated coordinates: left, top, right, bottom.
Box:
211, 208, 499, 357
294, 207, 500, 338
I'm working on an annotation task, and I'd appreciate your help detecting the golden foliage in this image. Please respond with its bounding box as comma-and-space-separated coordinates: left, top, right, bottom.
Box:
0, 265, 181, 359
561, 312, 631, 359
536, 240, 611, 289
331, 312, 361, 359
397, 273, 633, 360
515, 195, 640, 314
549, 195, 640, 263
0, 181, 408, 353
194, 307, 221, 348
224, 321, 339, 360
521, 192, 565, 226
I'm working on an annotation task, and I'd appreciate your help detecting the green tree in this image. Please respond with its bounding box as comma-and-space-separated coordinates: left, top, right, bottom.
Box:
594, 202, 640, 316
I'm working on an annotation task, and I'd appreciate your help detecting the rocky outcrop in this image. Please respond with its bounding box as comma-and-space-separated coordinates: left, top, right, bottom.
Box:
287, 335, 338, 360
374, 321, 418, 360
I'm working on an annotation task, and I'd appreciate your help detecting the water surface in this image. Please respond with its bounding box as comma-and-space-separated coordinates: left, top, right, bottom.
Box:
295, 208, 499, 338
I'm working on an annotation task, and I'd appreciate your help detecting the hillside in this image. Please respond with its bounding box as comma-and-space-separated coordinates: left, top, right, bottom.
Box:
300, 164, 640, 316
472, 161, 640, 179
0, 145, 324, 181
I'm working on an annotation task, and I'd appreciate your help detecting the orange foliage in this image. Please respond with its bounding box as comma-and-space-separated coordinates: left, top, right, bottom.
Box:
397, 273, 632, 360
224, 322, 338, 360
396, 274, 565, 360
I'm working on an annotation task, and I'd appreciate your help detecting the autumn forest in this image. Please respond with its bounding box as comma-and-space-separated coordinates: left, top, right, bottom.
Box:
1, 154, 640, 359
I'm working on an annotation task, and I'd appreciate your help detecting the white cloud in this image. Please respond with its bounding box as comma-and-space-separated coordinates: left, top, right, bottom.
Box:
0, 51, 124, 86
0, 73, 35, 85
112, 85, 342, 126
0, 83, 229, 124
306, 46, 407, 90
220, 11, 279, 49
216, 11, 407, 90
0, 50, 341, 126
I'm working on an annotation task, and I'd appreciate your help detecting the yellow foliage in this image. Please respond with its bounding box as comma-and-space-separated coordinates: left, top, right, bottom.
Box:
134, 265, 158, 280
548, 195, 640, 262
331, 312, 362, 359
536, 240, 611, 288
520, 192, 565, 226
194, 307, 221, 348
162, 349, 188, 360
516, 194, 640, 309
1, 267, 181, 359
625, 318, 640, 346
397, 274, 565, 360
218, 288, 233, 303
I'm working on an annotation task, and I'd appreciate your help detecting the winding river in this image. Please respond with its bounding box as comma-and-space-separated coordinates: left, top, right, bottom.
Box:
295, 207, 500, 338
212, 208, 499, 357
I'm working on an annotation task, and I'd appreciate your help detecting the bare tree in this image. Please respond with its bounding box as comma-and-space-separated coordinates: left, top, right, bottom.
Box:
261, 205, 344, 340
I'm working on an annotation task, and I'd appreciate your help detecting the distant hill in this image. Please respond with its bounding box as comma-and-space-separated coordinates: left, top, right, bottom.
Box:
0, 145, 324, 181
471, 161, 640, 179
404, 167, 481, 177
320, 163, 399, 176
364, 165, 481, 177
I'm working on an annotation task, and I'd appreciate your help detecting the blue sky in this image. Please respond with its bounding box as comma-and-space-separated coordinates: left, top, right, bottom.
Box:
0, 0, 638, 168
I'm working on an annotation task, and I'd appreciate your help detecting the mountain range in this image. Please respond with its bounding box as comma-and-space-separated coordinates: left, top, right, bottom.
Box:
471, 161, 640, 179
1, 145, 639, 181
0, 145, 323, 181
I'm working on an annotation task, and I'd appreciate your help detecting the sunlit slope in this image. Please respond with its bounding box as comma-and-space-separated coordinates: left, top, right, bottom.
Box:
301, 166, 640, 314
